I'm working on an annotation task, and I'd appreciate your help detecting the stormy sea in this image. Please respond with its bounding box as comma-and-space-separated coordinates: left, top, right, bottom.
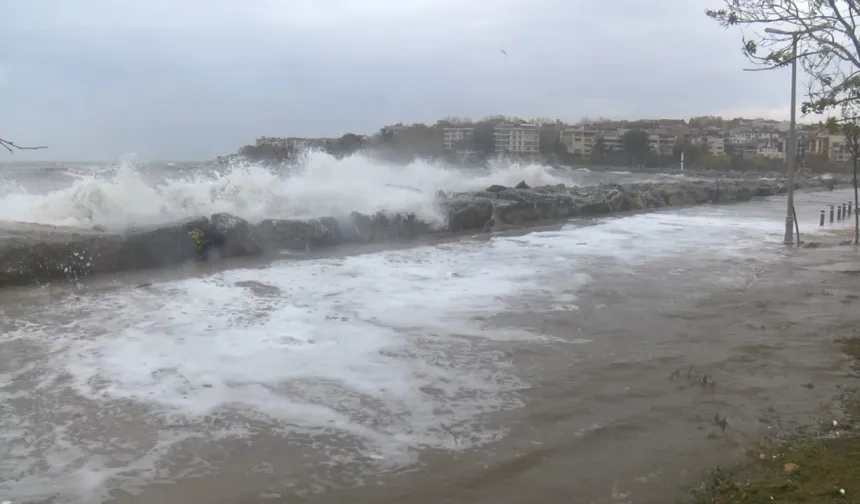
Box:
0, 153, 856, 504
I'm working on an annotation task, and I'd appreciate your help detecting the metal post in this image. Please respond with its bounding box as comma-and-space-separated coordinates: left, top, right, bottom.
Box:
783, 34, 799, 245
838, 205, 843, 220
831, 205, 835, 223
850, 202, 853, 216
820, 210, 826, 226
762, 26, 827, 243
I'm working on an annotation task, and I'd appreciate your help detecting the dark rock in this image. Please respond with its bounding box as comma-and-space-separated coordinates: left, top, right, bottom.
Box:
0, 174, 850, 288
209, 213, 264, 257
117, 217, 211, 269
447, 199, 494, 232
514, 180, 531, 189
253, 218, 328, 250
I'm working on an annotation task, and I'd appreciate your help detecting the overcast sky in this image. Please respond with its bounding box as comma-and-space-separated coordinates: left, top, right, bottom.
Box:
1, 0, 800, 161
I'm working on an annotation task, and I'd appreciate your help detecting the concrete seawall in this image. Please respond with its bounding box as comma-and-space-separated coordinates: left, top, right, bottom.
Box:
0, 176, 845, 288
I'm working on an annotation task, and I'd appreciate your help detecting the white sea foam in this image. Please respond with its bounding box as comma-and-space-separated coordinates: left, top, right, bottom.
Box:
0, 207, 784, 501
0, 153, 571, 230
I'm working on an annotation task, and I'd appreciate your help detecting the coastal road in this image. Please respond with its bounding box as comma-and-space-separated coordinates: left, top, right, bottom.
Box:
1, 189, 859, 504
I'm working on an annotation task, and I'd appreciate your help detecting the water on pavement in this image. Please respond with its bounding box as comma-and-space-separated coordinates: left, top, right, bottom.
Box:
1, 189, 859, 504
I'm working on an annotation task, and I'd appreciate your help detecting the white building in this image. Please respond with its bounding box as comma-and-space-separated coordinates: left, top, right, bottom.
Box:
728, 127, 782, 145
691, 134, 726, 156
442, 127, 474, 150
494, 123, 540, 154
757, 144, 784, 160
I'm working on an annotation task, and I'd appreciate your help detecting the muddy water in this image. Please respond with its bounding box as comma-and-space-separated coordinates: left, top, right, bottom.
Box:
1, 190, 859, 504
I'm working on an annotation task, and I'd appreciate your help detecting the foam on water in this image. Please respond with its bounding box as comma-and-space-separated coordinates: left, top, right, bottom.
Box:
0, 153, 570, 230
0, 206, 785, 501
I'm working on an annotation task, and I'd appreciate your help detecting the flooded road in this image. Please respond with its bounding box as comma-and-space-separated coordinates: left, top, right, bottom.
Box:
1, 190, 859, 504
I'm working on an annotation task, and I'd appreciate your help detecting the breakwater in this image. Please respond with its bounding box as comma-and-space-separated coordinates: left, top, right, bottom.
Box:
0, 175, 844, 288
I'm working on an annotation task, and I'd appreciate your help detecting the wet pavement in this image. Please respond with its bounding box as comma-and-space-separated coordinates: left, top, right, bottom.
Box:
1, 190, 859, 504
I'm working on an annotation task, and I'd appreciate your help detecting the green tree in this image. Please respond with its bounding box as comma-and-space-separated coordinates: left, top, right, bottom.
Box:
539, 123, 562, 156
471, 120, 502, 155
621, 129, 651, 164
592, 137, 606, 157
706, 1, 860, 117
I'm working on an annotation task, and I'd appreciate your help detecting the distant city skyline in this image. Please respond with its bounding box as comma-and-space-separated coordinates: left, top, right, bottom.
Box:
1, 0, 825, 162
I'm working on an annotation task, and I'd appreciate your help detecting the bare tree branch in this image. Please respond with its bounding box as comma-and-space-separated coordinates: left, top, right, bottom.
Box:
707, 0, 860, 116
0, 137, 48, 154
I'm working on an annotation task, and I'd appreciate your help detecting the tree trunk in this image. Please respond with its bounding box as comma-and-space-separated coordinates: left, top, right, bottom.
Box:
854, 155, 859, 245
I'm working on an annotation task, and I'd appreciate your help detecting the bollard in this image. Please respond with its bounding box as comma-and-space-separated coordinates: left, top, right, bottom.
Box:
838, 205, 843, 220
844, 203, 848, 218
821, 209, 826, 226
831, 205, 835, 223
850, 202, 853, 217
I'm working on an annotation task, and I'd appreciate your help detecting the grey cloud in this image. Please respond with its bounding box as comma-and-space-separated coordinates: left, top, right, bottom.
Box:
1, 0, 797, 161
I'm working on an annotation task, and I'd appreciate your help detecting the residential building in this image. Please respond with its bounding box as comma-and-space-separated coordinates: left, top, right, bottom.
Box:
691, 134, 726, 156
601, 129, 626, 153
705, 135, 726, 156
756, 142, 784, 160
647, 131, 677, 156
728, 127, 782, 145
827, 134, 852, 162
559, 126, 599, 156
442, 127, 474, 150
803, 133, 834, 158
494, 123, 541, 154
780, 135, 809, 159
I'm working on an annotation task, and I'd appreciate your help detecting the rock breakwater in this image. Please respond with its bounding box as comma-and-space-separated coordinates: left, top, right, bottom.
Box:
0, 175, 844, 288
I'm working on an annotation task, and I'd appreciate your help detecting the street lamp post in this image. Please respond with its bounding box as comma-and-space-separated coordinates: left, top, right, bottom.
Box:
761, 25, 826, 245
764, 27, 800, 245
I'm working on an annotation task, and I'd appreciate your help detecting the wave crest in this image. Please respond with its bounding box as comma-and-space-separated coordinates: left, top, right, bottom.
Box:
0, 152, 569, 230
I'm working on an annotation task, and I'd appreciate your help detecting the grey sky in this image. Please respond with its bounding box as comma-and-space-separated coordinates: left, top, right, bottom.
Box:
2, 0, 796, 161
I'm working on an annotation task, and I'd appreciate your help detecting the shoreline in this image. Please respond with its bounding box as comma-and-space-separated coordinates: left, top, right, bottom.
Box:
687, 335, 860, 503
0, 174, 848, 289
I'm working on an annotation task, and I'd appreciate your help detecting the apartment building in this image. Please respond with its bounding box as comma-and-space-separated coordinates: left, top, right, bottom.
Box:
442, 127, 474, 150
559, 126, 599, 156
757, 144, 784, 160
802, 133, 837, 158
705, 135, 725, 156
601, 129, 625, 152
728, 126, 782, 145
826, 134, 852, 162
494, 123, 541, 154
647, 131, 677, 156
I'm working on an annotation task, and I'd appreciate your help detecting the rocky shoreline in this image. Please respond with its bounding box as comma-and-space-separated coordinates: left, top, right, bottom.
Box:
0, 175, 846, 288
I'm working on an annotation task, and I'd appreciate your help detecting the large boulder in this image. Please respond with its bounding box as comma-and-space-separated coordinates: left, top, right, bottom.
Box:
116, 217, 212, 270
447, 199, 494, 232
